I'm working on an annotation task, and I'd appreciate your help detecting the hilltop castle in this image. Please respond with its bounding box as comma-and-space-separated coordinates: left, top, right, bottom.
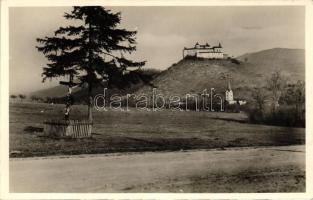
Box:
183, 42, 228, 59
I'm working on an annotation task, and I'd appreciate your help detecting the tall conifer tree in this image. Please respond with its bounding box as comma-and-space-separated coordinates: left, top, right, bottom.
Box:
36, 6, 145, 121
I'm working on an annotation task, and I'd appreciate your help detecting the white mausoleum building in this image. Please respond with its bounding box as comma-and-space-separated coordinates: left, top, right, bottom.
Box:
225, 79, 236, 105
225, 78, 247, 106
183, 42, 227, 59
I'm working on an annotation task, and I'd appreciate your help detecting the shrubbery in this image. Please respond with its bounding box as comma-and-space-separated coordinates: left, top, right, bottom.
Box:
224, 103, 240, 113
246, 72, 305, 128
247, 106, 305, 127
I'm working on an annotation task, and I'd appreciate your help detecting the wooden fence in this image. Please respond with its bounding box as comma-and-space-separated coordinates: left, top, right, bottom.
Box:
44, 120, 92, 138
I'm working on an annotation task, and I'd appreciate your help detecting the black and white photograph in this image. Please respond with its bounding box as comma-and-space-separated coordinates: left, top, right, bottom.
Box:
1, 0, 312, 198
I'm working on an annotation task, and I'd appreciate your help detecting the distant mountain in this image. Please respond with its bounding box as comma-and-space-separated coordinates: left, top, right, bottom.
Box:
30, 69, 161, 100
30, 85, 78, 98
237, 48, 304, 81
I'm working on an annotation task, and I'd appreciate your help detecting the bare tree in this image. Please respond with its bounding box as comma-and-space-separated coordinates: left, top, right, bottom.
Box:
282, 80, 305, 121
266, 71, 286, 113
30, 95, 39, 102
251, 87, 267, 118
294, 81, 305, 119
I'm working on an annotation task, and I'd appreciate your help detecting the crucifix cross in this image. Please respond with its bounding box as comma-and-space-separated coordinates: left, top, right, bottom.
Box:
59, 75, 79, 88
59, 74, 78, 120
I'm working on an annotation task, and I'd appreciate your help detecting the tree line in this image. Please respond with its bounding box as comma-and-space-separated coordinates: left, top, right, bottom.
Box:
247, 71, 305, 127
10, 94, 56, 103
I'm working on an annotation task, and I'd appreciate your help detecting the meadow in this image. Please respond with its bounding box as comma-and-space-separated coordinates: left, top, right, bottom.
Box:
9, 102, 305, 157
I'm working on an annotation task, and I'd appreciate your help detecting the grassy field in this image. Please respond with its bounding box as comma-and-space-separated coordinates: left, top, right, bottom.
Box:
9, 102, 305, 157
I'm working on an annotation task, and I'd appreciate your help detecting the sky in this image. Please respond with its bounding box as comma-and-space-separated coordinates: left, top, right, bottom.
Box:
9, 6, 305, 94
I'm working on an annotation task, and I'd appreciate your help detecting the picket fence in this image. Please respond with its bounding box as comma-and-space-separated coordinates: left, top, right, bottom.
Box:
44, 120, 92, 138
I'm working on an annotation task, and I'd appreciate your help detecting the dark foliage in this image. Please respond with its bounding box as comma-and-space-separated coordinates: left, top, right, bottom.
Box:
36, 6, 145, 91
246, 73, 305, 128
247, 106, 305, 128
230, 58, 240, 65
224, 102, 240, 113
18, 94, 27, 99
36, 6, 146, 120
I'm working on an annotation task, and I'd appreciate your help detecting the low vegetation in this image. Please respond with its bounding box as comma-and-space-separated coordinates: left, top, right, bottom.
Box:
10, 102, 304, 158
246, 72, 305, 127
10, 94, 27, 101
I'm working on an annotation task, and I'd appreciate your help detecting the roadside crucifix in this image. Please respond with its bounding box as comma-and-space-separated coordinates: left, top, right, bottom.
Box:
59, 74, 78, 120
36, 6, 145, 138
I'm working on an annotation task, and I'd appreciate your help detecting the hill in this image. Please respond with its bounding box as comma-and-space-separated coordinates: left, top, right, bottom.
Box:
31, 48, 304, 102
135, 48, 304, 100
135, 58, 256, 100
237, 48, 304, 81
30, 69, 161, 101
30, 85, 80, 98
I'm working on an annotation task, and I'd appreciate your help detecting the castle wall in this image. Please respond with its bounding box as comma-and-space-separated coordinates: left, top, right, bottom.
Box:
183, 47, 224, 59
184, 49, 197, 57
197, 51, 224, 59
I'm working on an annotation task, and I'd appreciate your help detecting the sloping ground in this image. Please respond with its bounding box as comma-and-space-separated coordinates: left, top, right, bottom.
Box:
30, 48, 304, 101
30, 85, 81, 98
237, 48, 305, 81
136, 48, 305, 100
30, 69, 161, 100
136, 58, 259, 99
27, 71, 161, 106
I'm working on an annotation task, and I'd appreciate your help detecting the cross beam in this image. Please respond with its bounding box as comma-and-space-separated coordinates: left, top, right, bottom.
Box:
59, 81, 79, 87
60, 74, 78, 120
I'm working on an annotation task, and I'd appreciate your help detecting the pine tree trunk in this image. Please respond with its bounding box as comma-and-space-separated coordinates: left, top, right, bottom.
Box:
88, 83, 93, 122
88, 23, 93, 122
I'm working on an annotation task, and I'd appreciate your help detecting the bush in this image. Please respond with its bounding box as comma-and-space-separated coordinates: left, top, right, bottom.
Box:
265, 106, 305, 127
18, 94, 27, 100
246, 108, 264, 122
224, 102, 241, 113
10, 94, 17, 99
246, 105, 305, 128
230, 58, 240, 65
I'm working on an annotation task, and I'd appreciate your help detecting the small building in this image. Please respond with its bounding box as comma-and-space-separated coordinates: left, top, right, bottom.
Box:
183, 42, 227, 59
225, 78, 237, 105
225, 78, 247, 106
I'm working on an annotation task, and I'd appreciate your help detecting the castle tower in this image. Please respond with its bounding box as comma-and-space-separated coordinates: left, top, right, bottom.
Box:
195, 42, 200, 48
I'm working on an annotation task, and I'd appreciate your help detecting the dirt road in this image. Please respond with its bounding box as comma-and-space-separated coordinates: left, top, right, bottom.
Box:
10, 145, 305, 193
